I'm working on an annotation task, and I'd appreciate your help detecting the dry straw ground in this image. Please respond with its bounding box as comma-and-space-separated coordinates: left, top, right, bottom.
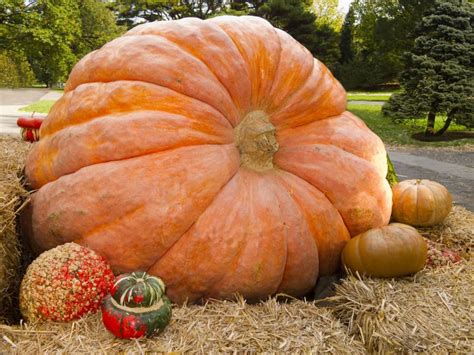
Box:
0, 136, 30, 322
0, 137, 473, 353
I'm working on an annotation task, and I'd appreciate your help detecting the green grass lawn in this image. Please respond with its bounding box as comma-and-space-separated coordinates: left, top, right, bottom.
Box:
348, 104, 472, 147
19, 100, 56, 114
347, 94, 392, 101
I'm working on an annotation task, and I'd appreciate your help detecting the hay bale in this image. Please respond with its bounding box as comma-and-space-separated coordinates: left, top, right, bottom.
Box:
329, 260, 474, 353
0, 137, 31, 322
0, 297, 365, 353
418, 206, 473, 259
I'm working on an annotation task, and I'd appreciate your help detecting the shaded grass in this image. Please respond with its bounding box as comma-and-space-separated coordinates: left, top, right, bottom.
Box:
19, 100, 56, 114
348, 104, 473, 147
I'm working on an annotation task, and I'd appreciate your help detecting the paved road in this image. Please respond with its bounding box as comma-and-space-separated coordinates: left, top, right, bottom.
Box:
388, 149, 473, 211
0, 88, 62, 135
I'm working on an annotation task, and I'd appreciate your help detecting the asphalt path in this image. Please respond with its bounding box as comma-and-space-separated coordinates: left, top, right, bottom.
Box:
0, 88, 61, 135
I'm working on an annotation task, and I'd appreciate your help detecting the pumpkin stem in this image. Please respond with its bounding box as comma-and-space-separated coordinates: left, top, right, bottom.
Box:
234, 111, 278, 172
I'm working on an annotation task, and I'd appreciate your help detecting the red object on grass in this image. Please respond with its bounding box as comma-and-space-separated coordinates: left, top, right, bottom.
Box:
17, 116, 45, 142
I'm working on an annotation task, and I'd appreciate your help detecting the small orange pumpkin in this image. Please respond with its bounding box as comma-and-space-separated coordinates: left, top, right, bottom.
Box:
392, 179, 452, 227
341, 223, 427, 278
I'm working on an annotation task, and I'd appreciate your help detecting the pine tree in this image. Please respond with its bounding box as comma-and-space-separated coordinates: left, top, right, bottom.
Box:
339, 5, 355, 64
383, 0, 473, 136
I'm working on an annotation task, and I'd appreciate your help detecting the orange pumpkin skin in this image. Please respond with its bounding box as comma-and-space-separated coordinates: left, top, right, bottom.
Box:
392, 179, 452, 227
341, 223, 427, 278
22, 16, 392, 304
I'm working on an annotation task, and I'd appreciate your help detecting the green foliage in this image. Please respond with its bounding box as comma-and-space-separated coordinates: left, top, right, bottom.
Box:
335, 0, 436, 89
383, 0, 474, 136
339, 6, 354, 64
256, 0, 340, 68
74, 0, 125, 59
111, 0, 233, 26
1, 0, 123, 87
0, 50, 36, 88
386, 154, 399, 187
312, 0, 344, 30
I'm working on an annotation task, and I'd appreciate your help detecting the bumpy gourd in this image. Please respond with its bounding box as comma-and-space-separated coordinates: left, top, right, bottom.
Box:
20, 243, 114, 322
101, 272, 171, 338
22, 16, 392, 303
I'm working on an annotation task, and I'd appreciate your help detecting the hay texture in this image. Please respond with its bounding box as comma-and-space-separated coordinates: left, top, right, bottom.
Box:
0, 297, 365, 353
0, 137, 30, 322
329, 260, 474, 353
418, 206, 473, 259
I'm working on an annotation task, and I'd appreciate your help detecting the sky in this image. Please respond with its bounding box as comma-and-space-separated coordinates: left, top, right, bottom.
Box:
338, 0, 354, 13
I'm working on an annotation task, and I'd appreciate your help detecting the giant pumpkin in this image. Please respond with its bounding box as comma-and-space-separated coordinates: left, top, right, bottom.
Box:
22, 16, 392, 303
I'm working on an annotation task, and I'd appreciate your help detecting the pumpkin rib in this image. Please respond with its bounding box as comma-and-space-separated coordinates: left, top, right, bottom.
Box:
266, 172, 318, 295
28, 141, 236, 190
265, 29, 314, 114
148, 170, 252, 303
124, 33, 242, 127
26, 144, 240, 271
270, 64, 346, 129
125, 18, 253, 119
268, 59, 322, 120
275, 144, 392, 236
28, 110, 234, 188
65, 35, 239, 125
394, 180, 415, 222
84, 144, 240, 272
276, 112, 387, 178
273, 169, 350, 276
143, 165, 243, 293
41, 80, 232, 139
147, 168, 320, 303
423, 183, 443, 224
209, 16, 282, 110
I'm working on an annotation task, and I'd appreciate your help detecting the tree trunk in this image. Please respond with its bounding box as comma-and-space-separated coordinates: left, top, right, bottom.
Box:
435, 108, 456, 136
425, 110, 436, 136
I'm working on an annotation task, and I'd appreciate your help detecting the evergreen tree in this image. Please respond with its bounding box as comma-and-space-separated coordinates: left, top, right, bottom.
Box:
339, 5, 355, 64
383, 0, 473, 136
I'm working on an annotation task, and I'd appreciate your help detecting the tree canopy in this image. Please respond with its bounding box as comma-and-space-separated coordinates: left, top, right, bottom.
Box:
1, 0, 123, 87
383, 0, 473, 135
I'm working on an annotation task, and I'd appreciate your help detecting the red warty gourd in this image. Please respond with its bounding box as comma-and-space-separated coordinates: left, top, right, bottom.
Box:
22, 16, 392, 303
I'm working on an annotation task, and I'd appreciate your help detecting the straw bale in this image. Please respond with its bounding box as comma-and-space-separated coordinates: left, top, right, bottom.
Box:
0, 296, 365, 353
329, 260, 474, 353
0, 137, 31, 323
418, 206, 473, 259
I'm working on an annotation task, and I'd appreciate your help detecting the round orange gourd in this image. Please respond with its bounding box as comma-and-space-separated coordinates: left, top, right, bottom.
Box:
22, 16, 391, 303
392, 179, 452, 227
341, 223, 427, 278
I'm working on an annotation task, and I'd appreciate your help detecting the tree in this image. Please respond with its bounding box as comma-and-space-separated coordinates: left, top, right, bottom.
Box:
383, 0, 473, 136
73, 0, 125, 59
110, 0, 233, 27
339, 5, 355, 64
312, 0, 343, 30
256, 0, 340, 68
334, 0, 436, 89
1, 0, 123, 87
